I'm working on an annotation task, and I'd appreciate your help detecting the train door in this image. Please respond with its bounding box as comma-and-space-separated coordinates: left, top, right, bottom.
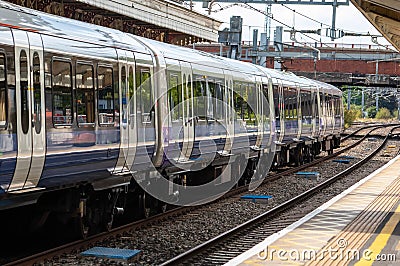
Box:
223, 70, 234, 154
135, 53, 156, 167
9, 30, 45, 191
125, 57, 137, 171
276, 79, 285, 142
317, 87, 325, 137
296, 83, 302, 140
254, 78, 264, 149
179, 61, 194, 161
311, 86, 318, 137
113, 49, 129, 174
261, 77, 273, 150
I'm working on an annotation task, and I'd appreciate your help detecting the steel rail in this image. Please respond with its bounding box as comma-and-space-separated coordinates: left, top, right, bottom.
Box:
5, 124, 394, 265
161, 125, 400, 265
341, 123, 399, 141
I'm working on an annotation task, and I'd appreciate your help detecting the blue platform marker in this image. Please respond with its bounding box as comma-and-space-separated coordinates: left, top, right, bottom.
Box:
339, 155, 355, 160
333, 159, 350, 164
81, 247, 141, 262
295, 172, 320, 179
241, 194, 272, 203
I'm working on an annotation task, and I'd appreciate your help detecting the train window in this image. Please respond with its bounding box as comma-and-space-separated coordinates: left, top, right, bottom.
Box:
247, 84, 257, 125
184, 74, 192, 112
273, 85, 279, 119
284, 86, 297, 120
121, 66, 127, 125
214, 81, 224, 120
52, 60, 72, 126
233, 82, 243, 119
168, 73, 181, 120
0, 53, 6, 128
325, 93, 331, 116
193, 77, 206, 119
136, 68, 152, 121
301, 91, 312, 118
98, 66, 114, 126
76, 63, 95, 126
335, 96, 341, 116
313, 91, 318, 119
33, 53, 42, 134
129, 66, 134, 127
20, 50, 29, 134
319, 92, 324, 116
262, 84, 269, 100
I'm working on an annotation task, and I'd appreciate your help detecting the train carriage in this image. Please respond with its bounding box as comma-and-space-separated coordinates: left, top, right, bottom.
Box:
0, 1, 343, 236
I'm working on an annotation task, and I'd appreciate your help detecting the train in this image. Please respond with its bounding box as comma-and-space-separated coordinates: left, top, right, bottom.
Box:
0, 1, 343, 236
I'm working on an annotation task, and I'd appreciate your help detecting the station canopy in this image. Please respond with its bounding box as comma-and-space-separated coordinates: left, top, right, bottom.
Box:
6, 0, 222, 44
352, 0, 400, 51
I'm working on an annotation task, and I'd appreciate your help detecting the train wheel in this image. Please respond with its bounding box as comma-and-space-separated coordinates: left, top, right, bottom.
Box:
141, 193, 151, 218
75, 199, 90, 238
294, 147, 303, 166
76, 216, 90, 239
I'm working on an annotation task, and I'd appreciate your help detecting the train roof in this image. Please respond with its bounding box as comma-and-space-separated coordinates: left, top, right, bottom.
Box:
0, 0, 149, 54
0, 0, 341, 95
138, 37, 264, 75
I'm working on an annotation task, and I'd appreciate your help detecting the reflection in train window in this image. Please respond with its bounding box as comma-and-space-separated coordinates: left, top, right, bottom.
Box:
33, 52, 42, 133
136, 68, 152, 120
0, 53, 6, 128
233, 82, 243, 119
207, 79, 226, 120
52, 60, 72, 126
273, 85, 280, 119
193, 78, 207, 119
20, 50, 29, 133
128, 66, 134, 127
246, 84, 256, 125
121, 66, 127, 124
168, 73, 182, 120
214, 82, 224, 120
76, 63, 95, 126
98, 66, 114, 126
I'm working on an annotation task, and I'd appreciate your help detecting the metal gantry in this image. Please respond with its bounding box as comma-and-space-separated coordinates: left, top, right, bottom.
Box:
188, 0, 350, 40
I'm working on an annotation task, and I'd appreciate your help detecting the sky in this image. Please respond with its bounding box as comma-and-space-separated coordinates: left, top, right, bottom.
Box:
190, 1, 393, 48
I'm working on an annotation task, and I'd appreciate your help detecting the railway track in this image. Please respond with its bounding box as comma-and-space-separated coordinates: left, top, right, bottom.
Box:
4, 124, 398, 265
161, 125, 400, 265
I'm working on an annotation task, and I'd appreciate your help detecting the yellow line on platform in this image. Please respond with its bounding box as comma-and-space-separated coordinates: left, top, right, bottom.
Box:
354, 202, 400, 266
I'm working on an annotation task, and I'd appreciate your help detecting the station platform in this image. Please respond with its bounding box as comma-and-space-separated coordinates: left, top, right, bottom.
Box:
227, 155, 400, 266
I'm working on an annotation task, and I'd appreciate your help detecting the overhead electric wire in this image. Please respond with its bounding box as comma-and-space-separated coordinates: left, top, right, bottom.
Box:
212, 2, 382, 41
281, 4, 331, 27
242, 3, 373, 60
207, 2, 393, 57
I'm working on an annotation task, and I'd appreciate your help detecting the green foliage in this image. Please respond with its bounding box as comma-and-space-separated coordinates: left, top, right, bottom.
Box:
393, 110, 399, 119
350, 104, 362, 118
344, 105, 361, 128
375, 108, 392, 120
366, 106, 377, 118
